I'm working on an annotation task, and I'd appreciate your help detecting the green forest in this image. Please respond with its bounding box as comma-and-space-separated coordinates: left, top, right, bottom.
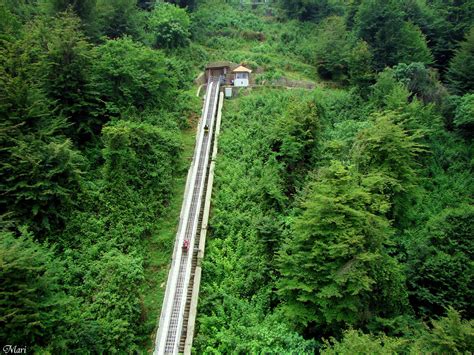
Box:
1, 0, 473, 353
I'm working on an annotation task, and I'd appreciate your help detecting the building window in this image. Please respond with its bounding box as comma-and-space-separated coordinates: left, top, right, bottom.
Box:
236, 73, 248, 79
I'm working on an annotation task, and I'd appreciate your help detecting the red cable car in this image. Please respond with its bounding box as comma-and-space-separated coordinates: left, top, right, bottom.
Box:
183, 239, 190, 251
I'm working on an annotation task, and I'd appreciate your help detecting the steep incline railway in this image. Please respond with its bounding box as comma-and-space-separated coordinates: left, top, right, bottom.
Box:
154, 77, 221, 354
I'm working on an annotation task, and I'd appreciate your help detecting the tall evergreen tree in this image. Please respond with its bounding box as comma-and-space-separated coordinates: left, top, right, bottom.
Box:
278, 162, 408, 333
0, 36, 83, 235
95, 0, 144, 39
0, 230, 72, 348
354, 0, 433, 70
352, 112, 425, 223
323, 310, 474, 354
44, 0, 96, 21
23, 13, 103, 145
427, 0, 474, 70
447, 27, 474, 95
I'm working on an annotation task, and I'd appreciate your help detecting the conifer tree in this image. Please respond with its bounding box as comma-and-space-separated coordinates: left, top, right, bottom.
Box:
447, 27, 474, 95
0, 34, 83, 235
352, 112, 425, 222
354, 0, 433, 70
278, 162, 408, 331
0, 230, 71, 347
45, 0, 96, 22
23, 13, 103, 144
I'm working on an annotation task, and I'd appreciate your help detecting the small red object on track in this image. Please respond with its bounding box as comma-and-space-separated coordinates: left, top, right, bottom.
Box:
183, 239, 190, 251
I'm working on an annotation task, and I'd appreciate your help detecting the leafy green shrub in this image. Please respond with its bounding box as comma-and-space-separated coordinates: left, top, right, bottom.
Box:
101, 119, 181, 246
454, 93, 474, 130
413, 308, 474, 353
196, 296, 316, 354
147, 2, 190, 49
322, 329, 407, 354
255, 69, 284, 83
405, 205, 474, 318
393, 62, 447, 105
241, 30, 265, 41
191, 1, 263, 42
95, 0, 145, 39
277, 22, 319, 63
281, 0, 343, 22
323, 309, 474, 354
82, 249, 145, 352
91, 37, 177, 113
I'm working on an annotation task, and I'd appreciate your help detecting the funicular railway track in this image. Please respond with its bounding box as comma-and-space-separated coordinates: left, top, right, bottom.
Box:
154, 77, 221, 354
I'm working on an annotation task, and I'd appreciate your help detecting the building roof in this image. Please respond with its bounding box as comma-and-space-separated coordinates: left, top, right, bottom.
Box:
233, 65, 252, 73
206, 61, 236, 69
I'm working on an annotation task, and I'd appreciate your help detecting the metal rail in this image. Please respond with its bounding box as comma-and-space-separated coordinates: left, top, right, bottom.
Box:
154, 77, 221, 355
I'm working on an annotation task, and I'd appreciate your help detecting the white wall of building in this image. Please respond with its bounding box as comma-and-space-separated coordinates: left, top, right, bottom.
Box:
234, 72, 249, 87
234, 78, 249, 87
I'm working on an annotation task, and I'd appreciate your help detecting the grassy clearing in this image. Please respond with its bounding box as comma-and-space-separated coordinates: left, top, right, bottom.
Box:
189, 2, 320, 83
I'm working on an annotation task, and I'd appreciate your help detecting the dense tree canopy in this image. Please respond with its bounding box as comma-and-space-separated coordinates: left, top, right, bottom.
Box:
447, 27, 474, 95
280, 0, 342, 22
454, 93, 474, 131
95, 0, 144, 39
405, 205, 474, 318
44, 0, 96, 21
354, 0, 433, 70
91, 36, 176, 112
322, 309, 474, 354
0, 231, 68, 346
278, 161, 408, 332
0, 34, 84, 235
0, 0, 192, 351
1, 0, 472, 352
147, 2, 191, 49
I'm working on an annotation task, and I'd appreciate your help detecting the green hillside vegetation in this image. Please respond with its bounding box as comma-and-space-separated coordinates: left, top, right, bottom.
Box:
0, 0, 473, 353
